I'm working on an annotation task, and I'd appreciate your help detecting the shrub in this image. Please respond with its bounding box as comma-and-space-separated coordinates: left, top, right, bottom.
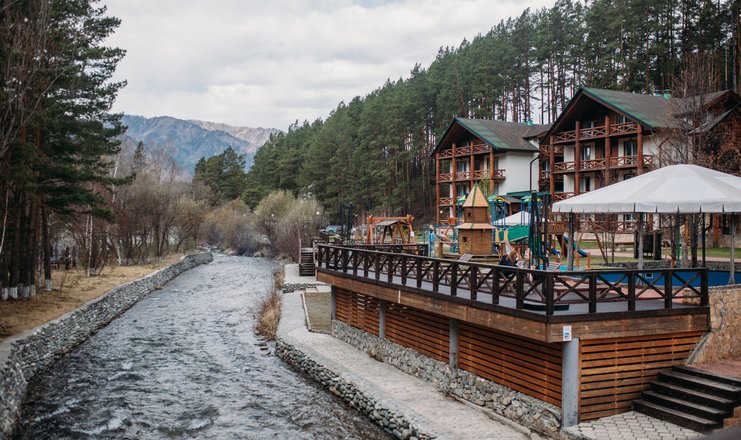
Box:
200, 199, 259, 254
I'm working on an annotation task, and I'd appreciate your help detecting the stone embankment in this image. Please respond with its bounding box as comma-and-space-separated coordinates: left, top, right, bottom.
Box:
0, 252, 213, 438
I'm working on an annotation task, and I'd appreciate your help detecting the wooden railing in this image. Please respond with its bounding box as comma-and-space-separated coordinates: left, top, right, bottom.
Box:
439, 169, 505, 182
552, 122, 639, 144
316, 245, 708, 317
552, 192, 576, 201
342, 243, 428, 256
552, 155, 655, 173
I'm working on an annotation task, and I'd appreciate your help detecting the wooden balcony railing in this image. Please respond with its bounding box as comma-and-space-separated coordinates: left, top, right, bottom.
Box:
552, 122, 640, 144
552, 192, 576, 201
316, 245, 708, 317
343, 243, 429, 256
439, 169, 505, 182
435, 142, 492, 159
439, 197, 454, 206
552, 155, 655, 173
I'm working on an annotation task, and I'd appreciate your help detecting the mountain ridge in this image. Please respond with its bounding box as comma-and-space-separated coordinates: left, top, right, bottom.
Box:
120, 115, 280, 175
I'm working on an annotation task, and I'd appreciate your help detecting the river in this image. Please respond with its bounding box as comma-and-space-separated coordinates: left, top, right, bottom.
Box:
15, 254, 387, 439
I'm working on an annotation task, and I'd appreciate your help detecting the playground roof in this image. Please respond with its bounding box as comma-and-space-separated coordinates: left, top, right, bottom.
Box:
462, 186, 488, 208
456, 223, 495, 230
552, 164, 741, 214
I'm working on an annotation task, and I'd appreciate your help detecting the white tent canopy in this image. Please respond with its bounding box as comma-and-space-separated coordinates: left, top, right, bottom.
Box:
498, 211, 539, 226
552, 164, 741, 214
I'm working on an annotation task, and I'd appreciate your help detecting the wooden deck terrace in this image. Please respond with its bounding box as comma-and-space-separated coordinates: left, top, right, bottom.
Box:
316, 244, 709, 343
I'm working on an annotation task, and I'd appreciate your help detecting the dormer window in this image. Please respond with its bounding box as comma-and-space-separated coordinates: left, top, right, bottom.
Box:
582, 120, 595, 128
617, 115, 628, 124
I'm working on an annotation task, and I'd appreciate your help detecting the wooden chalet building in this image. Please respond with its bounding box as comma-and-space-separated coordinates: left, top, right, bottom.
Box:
539, 87, 741, 202
432, 118, 551, 224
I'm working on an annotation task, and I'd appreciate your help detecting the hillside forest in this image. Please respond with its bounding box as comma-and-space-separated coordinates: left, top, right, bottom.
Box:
244, 0, 741, 222
0, 0, 740, 300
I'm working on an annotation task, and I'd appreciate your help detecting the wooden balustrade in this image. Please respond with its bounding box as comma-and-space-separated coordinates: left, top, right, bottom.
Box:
316, 245, 709, 317
552, 122, 639, 144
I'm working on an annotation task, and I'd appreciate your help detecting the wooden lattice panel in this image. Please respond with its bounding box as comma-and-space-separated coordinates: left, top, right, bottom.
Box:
385, 304, 450, 363
334, 288, 380, 336
578, 330, 704, 421
458, 323, 563, 407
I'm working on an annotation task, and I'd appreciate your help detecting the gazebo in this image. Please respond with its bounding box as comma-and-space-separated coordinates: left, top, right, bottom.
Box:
552, 164, 741, 284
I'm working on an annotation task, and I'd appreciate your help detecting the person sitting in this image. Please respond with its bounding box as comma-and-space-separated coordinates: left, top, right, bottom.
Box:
498, 250, 519, 267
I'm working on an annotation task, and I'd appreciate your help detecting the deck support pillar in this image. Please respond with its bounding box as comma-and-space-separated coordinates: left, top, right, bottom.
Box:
562, 337, 580, 427
379, 300, 387, 339
330, 286, 337, 322
449, 318, 459, 369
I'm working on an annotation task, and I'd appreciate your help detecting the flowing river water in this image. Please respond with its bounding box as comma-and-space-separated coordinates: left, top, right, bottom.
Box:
15, 254, 388, 439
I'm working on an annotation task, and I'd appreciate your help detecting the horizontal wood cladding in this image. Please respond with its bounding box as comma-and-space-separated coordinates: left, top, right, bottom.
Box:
578, 331, 704, 421
335, 288, 380, 336
385, 303, 450, 363
458, 322, 563, 407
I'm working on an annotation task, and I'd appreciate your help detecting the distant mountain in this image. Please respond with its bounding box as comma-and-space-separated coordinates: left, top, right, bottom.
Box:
120, 115, 280, 175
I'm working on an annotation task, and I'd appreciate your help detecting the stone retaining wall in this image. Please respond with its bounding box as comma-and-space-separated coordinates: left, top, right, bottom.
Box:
332, 320, 562, 439
688, 284, 741, 365
275, 338, 435, 440
0, 252, 213, 438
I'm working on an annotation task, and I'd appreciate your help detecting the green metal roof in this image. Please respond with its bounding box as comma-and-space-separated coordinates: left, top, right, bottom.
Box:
431, 117, 551, 157
581, 87, 680, 128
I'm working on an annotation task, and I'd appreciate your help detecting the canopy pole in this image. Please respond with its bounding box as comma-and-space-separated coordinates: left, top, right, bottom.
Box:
731, 213, 736, 286
567, 213, 575, 270
637, 213, 644, 270
702, 213, 706, 267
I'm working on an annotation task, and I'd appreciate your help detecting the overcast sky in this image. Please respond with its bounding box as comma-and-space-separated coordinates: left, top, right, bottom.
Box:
104, 0, 555, 131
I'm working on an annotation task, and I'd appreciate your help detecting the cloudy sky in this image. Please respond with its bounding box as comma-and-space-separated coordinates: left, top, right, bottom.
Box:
104, 0, 555, 131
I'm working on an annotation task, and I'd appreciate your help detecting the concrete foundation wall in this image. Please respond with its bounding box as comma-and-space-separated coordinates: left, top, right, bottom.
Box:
332, 320, 562, 438
0, 252, 213, 438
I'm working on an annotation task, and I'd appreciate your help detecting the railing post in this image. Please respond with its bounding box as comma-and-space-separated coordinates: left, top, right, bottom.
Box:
588, 274, 597, 313
333, 247, 339, 270
352, 250, 358, 276
341, 248, 348, 273
516, 271, 525, 309
450, 263, 458, 297
628, 273, 636, 311
387, 253, 394, 283
700, 268, 709, 306
664, 271, 673, 309
432, 260, 440, 293
545, 272, 554, 315
469, 265, 478, 301
492, 267, 500, 305
401, 255, 407, 285
416, 258, 423, 289
374, 252, 380, 281
363, 253, 369, 277
330, 286, 337, 322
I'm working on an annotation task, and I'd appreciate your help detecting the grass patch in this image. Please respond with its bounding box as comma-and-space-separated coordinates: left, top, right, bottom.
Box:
255, 268, 285, 340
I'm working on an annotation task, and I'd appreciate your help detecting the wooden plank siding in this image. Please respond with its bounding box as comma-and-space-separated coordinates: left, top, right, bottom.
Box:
578, 331, 704, 421
335, 288, 380, 336
385, 303, 450, 363
459, 323, 563, 407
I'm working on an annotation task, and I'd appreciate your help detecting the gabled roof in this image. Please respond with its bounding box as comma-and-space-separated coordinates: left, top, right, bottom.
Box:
432, 117, 551, 157
689, 102, 741, 134
461, 186, 488, 208
580, 87, 680, 128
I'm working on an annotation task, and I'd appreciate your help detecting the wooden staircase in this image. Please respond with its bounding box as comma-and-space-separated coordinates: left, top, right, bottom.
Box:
299, 247, 315, 277
634, 365, 741, 432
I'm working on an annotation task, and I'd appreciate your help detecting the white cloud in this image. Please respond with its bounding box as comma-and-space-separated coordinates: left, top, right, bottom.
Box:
103, 0, 555, 130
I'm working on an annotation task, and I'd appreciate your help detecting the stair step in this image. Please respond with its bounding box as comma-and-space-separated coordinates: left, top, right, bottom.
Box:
642, 390, 727, 421
659, 371, 741, 399
651, 382, 736, 411
634, 399, 720, 432
673, 366, 741, 387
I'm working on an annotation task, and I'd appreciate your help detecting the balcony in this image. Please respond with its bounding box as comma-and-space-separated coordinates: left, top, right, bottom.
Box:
436, 142, 492, 159
552, 156, 655, 173
438, 169, 506, 182
552, 192, 576, 201
552, 122, 639, 144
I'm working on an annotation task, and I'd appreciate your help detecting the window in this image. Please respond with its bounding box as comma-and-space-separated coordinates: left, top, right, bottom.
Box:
580, 177, 591, 192
582, 120, 595, 128
580, 146, 591, 161
624, 173, 635, 180
617, 115, 627, 124
456, 161, 468, 173
624, 140, 637, 156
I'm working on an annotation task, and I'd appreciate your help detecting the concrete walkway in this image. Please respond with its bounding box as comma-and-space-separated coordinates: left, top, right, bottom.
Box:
563, 412, 702, 440
278, 265, 531, 440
